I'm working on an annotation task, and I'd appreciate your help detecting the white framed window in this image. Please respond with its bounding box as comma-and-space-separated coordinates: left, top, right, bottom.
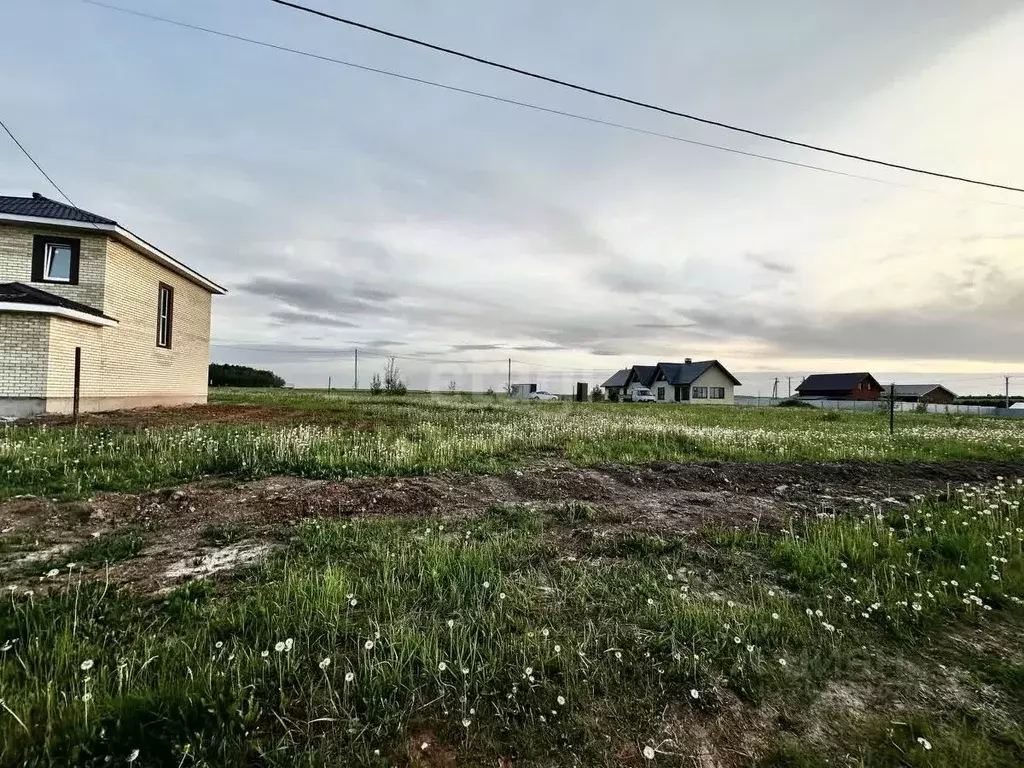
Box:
44, 243, 73, 282
710, 387, 726, 399
693, 386, 708, 398
157, 283, 174, 348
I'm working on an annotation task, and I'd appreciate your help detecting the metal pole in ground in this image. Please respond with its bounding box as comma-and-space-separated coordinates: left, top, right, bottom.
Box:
889, 381, 895, 435
73, 347, 81, 422
507, 358, 512, 395
1006, 375, 1010, 409
354, 349, 359, 390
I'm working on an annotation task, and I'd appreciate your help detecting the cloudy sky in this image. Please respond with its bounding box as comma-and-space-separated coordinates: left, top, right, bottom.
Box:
3, 0, 1024, 394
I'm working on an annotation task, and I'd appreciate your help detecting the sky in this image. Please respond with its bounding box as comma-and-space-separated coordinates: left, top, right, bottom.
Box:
2, 0, 1024, 395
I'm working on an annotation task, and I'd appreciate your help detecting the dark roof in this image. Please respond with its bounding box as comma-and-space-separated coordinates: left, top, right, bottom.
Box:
796, 373, 877, 393
631, 365, 659, 388
0, 193, 116, 225
883, 384, 957, 399
656, 360, 742, 386
0, 282, 115, 321
601, 369, 630, 388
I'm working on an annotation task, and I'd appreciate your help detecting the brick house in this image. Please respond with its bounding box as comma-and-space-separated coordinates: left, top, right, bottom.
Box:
0, 193, 225, 417
882, 384, 957, 405
795, 372, 882, 401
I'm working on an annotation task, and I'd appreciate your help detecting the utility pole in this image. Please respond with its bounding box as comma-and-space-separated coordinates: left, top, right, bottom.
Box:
889, 381, 896, 435
1006, 375, 1010, 409
772, 377, 779, 399
507, 358, 512, 396
328, 376, 332, 392
354, 349, 359, 390
787, 377, 792, 397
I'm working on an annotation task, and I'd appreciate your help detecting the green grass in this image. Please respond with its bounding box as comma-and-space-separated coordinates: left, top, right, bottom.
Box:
3, 390, 1024, 500
2, 480, 1022, 766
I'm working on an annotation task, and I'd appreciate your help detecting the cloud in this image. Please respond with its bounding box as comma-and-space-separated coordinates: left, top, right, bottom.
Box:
269, 310, 359, 328
745, 253, 795, 275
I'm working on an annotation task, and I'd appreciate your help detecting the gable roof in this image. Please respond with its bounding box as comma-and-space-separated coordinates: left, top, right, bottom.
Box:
601, 369, 630, 388
796, 373, 878, 393
0, 193, 226, 294
656, 360, 741, 386
630, 365, 659, 388
0, 194, 115, 225
883, 384, 957, 399
0, 282, 118, 325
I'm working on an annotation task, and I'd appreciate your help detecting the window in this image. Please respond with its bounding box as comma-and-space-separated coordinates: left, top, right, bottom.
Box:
31, 235, 80, 284
44, 244, 73, 281
693, 386, 708, 398
157, 283, 174, 348
710, 387, 726, 399
657, 386, 665, 401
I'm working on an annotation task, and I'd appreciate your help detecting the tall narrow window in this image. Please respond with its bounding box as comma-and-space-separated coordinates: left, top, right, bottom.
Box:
157, 283, 174, 348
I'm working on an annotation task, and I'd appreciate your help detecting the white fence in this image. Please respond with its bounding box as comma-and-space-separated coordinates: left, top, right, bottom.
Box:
735, 395, 1024, 418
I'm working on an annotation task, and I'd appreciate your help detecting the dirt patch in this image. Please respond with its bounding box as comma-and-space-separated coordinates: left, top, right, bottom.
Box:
1, 460, 1020, 593
16, 403, 376, 429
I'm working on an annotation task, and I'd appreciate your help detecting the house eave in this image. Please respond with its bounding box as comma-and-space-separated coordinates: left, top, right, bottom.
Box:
0, 213, 227, 295
0, 302, 119, 327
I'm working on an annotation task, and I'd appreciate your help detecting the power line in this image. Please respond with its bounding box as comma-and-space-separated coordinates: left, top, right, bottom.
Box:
0, 117, 79, 206
78, 1, 1024, 209
267, 0, 1024, 195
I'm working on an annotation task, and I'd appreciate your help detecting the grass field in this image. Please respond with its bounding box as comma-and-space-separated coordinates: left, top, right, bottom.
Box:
2, 390, 1023, 766
2, 389, 1024, 500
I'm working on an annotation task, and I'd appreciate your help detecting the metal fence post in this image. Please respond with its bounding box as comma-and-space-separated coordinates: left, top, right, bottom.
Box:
73, 347, 81, 422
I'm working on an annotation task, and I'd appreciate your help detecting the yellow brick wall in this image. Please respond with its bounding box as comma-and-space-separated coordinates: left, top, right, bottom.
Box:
690, 366, 737, 405
46, 319, 104, 399
98, 239, 212, 399
0, 314, 49, 397
0, 223, 108, 310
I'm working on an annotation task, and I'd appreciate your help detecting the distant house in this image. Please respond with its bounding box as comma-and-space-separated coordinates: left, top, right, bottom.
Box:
795, 373, 881, 401
882, 384, 957, 405
601, 359, 741, 404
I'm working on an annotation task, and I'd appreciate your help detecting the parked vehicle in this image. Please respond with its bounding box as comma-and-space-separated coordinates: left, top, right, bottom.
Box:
628, 388, 656, 402
527, 390, 559, 401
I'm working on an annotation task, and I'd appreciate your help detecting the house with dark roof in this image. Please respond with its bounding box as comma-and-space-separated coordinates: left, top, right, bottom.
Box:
1, 193, 225, 417
601, 359, 741, 403
882, 384, 957, 405
795, 373, 882, 401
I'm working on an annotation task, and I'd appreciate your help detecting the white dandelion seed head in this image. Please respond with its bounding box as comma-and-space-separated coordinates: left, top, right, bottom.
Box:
284, 638, 294, 652
364, 640, 375, 650
438, 661, 447, 672
345, 671, 355, 682
642, 746, 656, 760
557, 695, 566, 705
483, 581, 490, 589
274, 642, 285, 653
554, 644, 561, 653
726, 600, 735, 608
541, 628, 549, 637
746, 645, 754, 653
462, 718, 471, 728
215, 641, 223, 649
690, 689, 699, 699
447, 619, 454, 629
261, 650, 269, 658
778, 658, 787, 666
917, 737, 932, 750
319, 657, 331, 670
80, 659, 94, 671
525, 667, 533, 676
420, 741, 430, 751
499, 592, 507, 600
349, 598, 358, 607
771, 612, 780, 620
46, 569, 60, 578
127, 749, 140, 763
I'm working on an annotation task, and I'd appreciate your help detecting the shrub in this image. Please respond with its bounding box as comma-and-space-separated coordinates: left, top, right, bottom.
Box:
591, 386, 606, 402
369, 374, 382, 395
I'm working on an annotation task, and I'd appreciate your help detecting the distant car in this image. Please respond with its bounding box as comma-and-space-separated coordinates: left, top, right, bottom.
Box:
628, 388, 656, 403
527, 390, 559, 401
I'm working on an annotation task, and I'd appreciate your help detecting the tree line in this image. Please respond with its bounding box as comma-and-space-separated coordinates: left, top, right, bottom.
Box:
209, 364, 285, 388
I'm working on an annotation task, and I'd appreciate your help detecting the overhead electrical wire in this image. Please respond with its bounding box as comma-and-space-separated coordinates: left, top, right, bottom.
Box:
0, 117, 80, 207
79, 1, 1024, 209
267, 0, 1024, 194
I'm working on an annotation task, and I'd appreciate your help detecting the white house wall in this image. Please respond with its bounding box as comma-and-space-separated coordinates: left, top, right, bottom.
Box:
689, 367, 736, 404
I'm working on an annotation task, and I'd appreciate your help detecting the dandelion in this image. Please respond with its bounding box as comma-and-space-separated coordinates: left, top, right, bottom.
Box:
364, 640, 375, 651
82, 692, 93, 702
525, 667, 533, 676
615, 651, 622, 660
746, 645, 754, 653
917, 737, 932, 751
554, 644, 561, 653
0, 641, 12, 652
483, 581, 490, 589
768, 589, 775, 596
46, 569, 60, 578
557, 695, 566, 705
642, 745, 656, 760
274, 642, 285, 653
284, 638, 294, 652
462, 718, 471, 728
319, 657, 331, 670
349, 598, 358, 607
447, 619, 454, 629
805, 608, 813, 616
771, 612, 780, 620
690, 689, 699, 699
912, 603, 923, 611
778, 658, 787, 666
461, 667, 469, 674
499, 592, 507, 600
647, 598, 655, 606
127, 749, 140, 763
261, 650, 269, 658
345, 671, 355, 682
726, 600, 735, 608
541, 628, 549, 637
215, 641, 223, 649
421, 741, 429, 751
733, 636, 741, 644
438, 662, 448, 672
80, 659, 94, 671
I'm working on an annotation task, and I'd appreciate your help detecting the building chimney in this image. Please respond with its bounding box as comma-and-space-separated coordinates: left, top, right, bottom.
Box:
684, 357, 692, 364
32, 192, 43, 199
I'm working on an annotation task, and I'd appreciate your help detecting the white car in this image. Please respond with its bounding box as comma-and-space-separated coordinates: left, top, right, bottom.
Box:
628, 387, 656, 403
527, 390, 559, 401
